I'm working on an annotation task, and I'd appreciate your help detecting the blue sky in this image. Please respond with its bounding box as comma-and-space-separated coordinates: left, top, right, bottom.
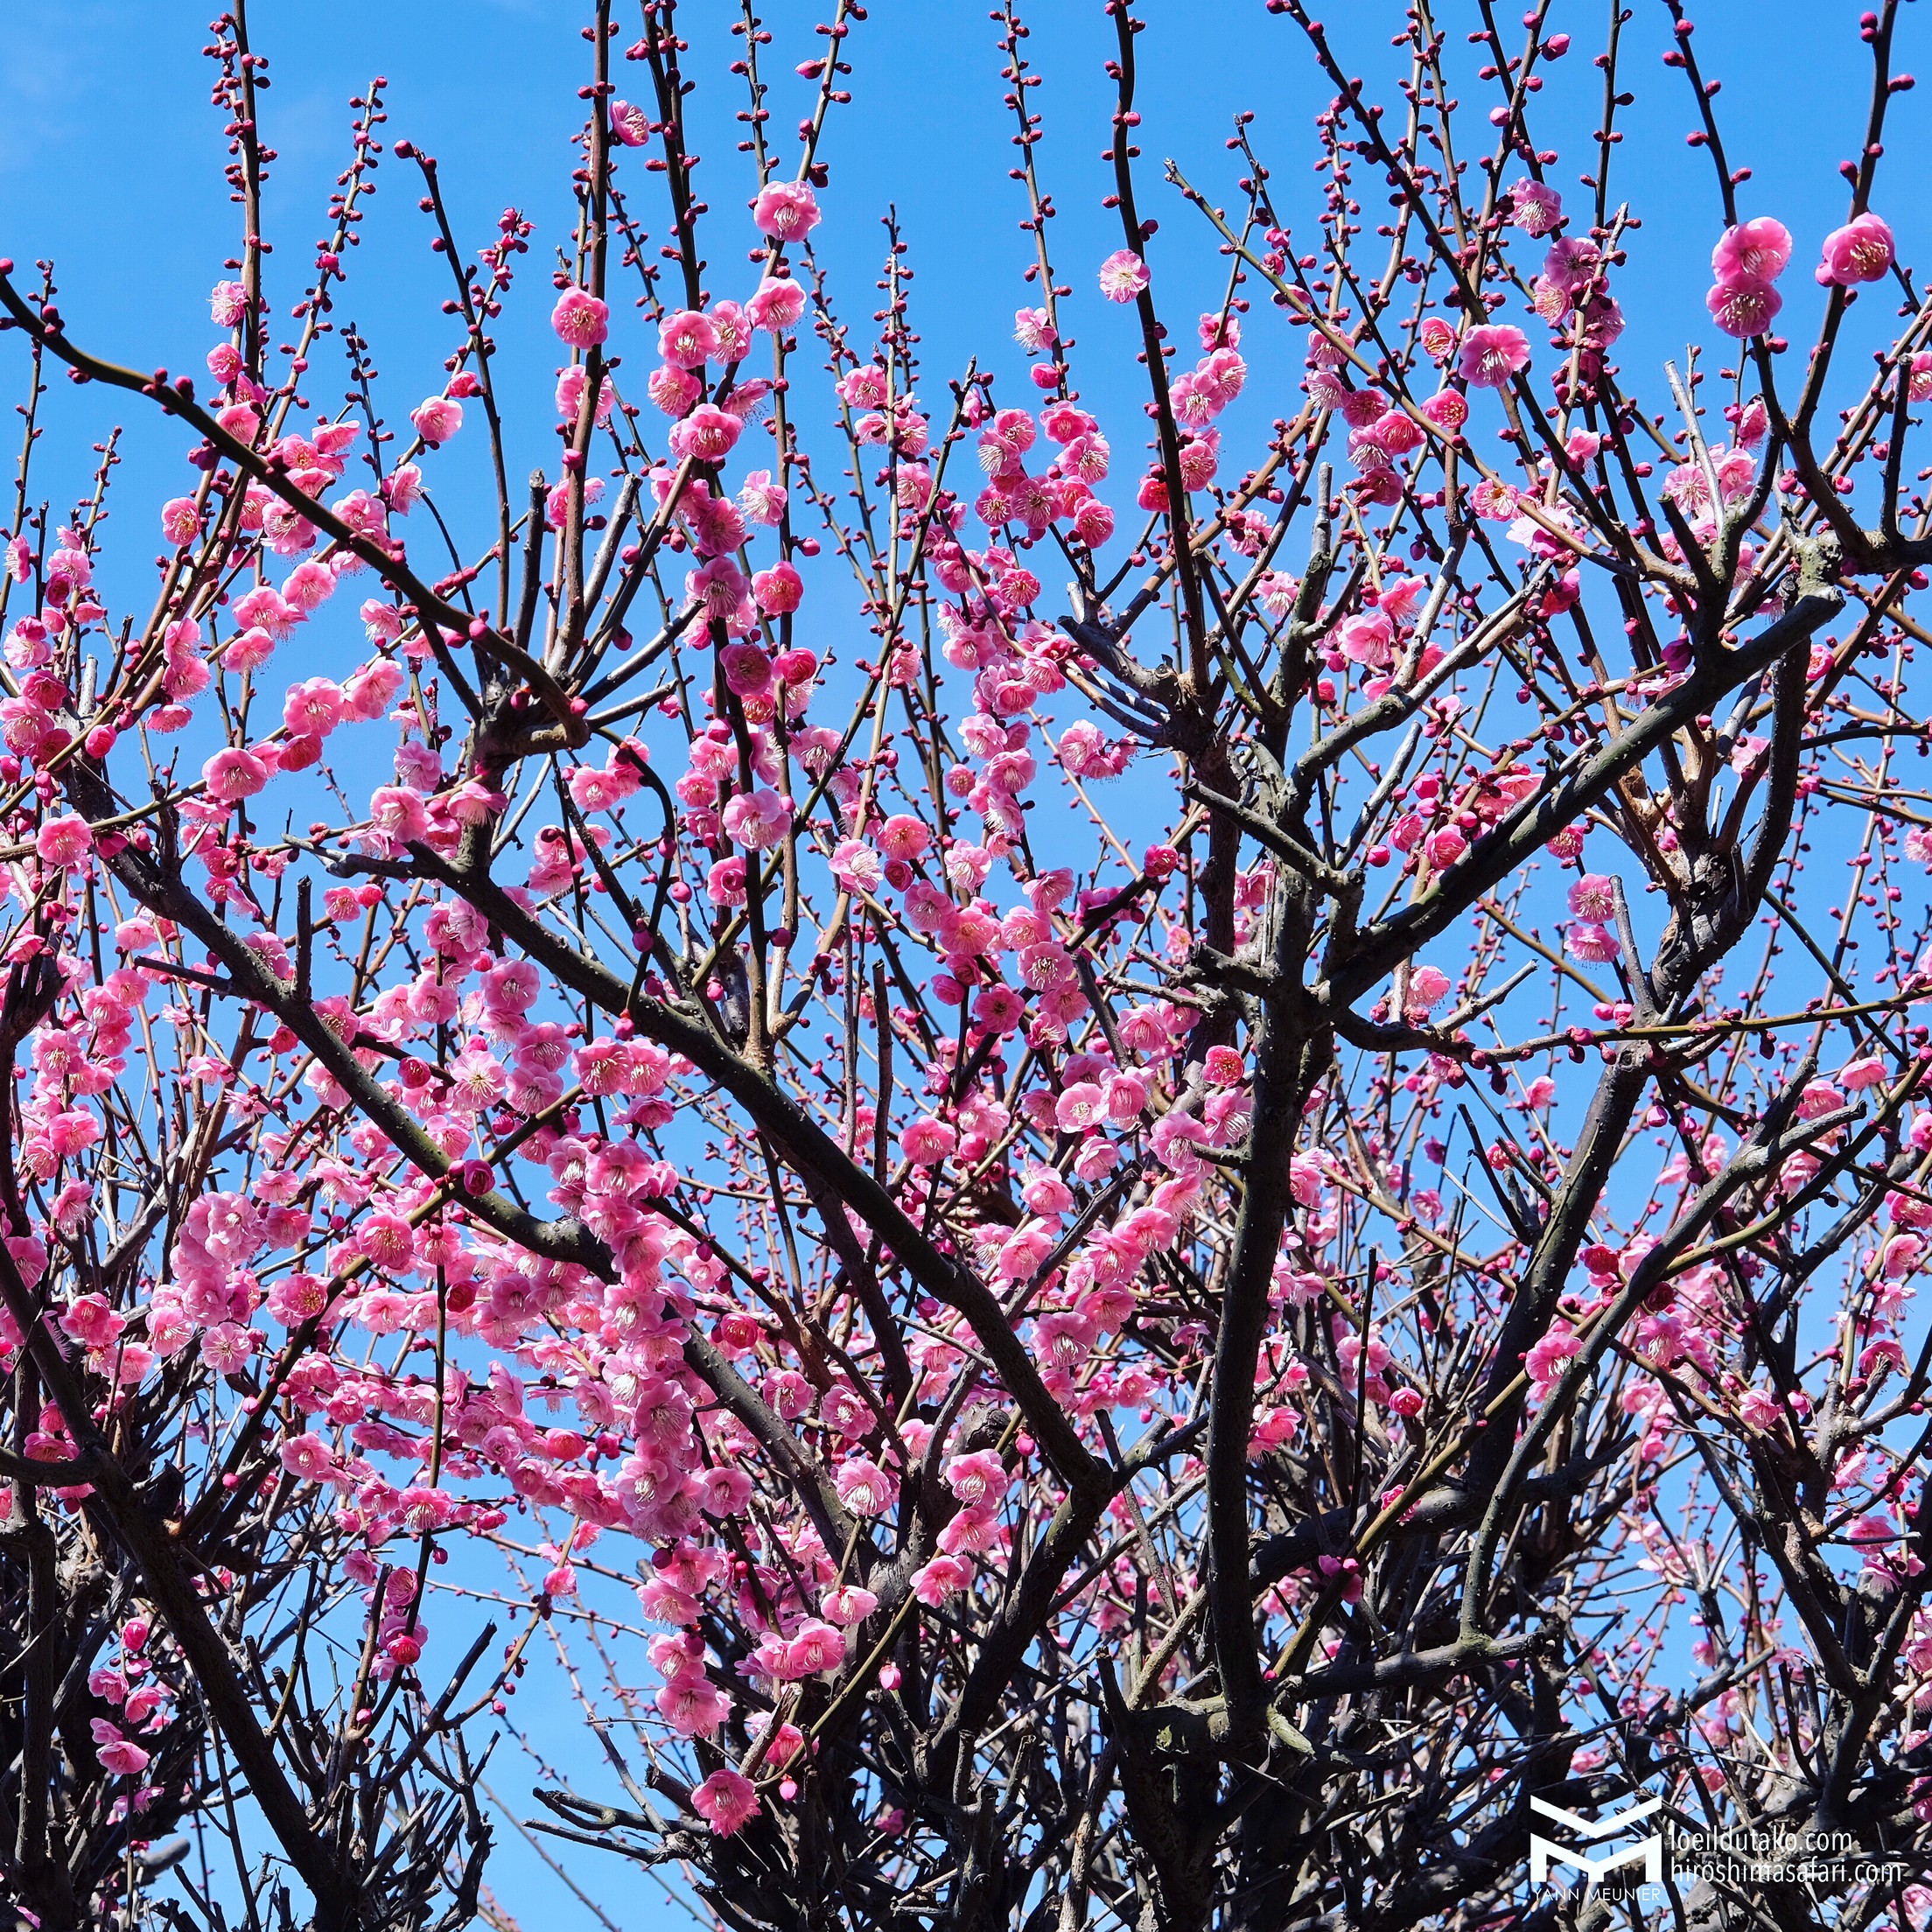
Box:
0, 3, 1918, 1927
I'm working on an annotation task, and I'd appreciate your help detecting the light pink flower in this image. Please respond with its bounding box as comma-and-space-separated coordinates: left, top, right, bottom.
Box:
1097, 249, 1150, 303
161, 496, 204, 546
1404, 964, 1452, 1018
822, 1585, 878, 1627
35, 816, 93, 869
279, 1433, 335, 1481
720, 788, 790, 850
751, 180, 821, 242
834, 1458, 897, 1517
830, 839, 883, 893
746, 276, 808, 332
203, 747, 269, 802
1456, 324, 1530, 389
1508, 179, 1562, 236
410, 396, 463, 446
369, 786, 430, 844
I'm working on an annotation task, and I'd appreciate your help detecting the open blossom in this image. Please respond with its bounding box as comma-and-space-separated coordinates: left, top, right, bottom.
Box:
36, 815, 93, 868
1817, 211, 1895, 287
900, 1116, 956, 1165
410, 396, 463, 446
1456, 324, 1530, 388
830, 839, 883, 893
1013, 305, 1057, 352
1567, 921, 1620, 962
1097, 248, 1150, 303
834, 1457, 897, 1516
202, 746, 269, 802
1567, 874, 1618, 920
550, 286, 611, 347
160, 495, 204, 545
746, 274, 807, 332
1526, 1326, 1582, 1391
1404, 964, 1452, 1018
369, 787, 430, 844
751, 179, 821, 241
279, 1433, 335, 1481
658, 308, 717, 368
752, 560, 803, 614
91, 1720, 150, 1777
1712, 216, 1793, 284
944, 1450, 1009, 1505
1706, 276, 1782, 339
720, 788, 790, 850
691, 1768, 759, 1836
669, 404, 742, 462
1508, 178, 1562, 235
912, 1554, 972, 1605
822, 1585, 878, 1627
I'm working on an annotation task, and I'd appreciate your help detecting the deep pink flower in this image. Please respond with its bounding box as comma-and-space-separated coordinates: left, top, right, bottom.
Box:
91, 1720, 150, 1777
669, 404, 743, 463
691, 1768, 759, 1836
752, 560, 802, 615
658, 309, 717, 369
1817, 212, 1896, 287
1705, 276, 1782, 339
551, 286, 611, 348
1712, 216, 1792, 284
